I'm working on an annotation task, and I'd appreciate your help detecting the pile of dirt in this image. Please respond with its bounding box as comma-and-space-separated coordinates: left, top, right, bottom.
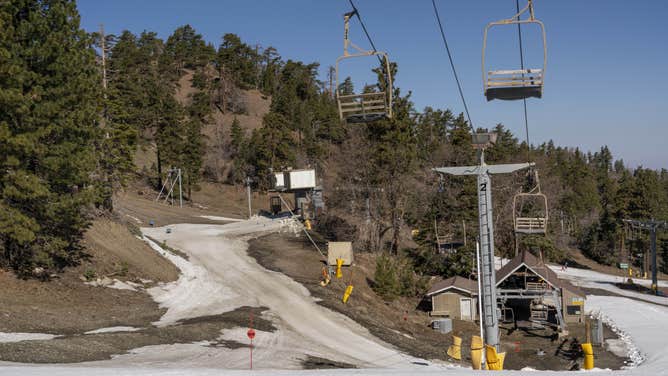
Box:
81, 218, 179, 283
247, 232, 629, 370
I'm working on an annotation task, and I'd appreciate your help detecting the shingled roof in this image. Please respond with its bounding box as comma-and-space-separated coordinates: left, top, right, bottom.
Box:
425, 251, 586, 298
426, 276, 478, 296
496, 250, 586, 297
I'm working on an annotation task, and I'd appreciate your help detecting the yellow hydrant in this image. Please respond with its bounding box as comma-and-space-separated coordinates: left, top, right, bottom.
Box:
470, 335, 483, 370
485, 344, 506, 370
581, 343, 594, 370
447, 335, 462, 360
342, 284, 354, 303
336, 258, 344, 278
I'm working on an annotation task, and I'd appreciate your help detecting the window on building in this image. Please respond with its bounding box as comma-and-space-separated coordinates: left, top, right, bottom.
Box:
567, 305, 581, 315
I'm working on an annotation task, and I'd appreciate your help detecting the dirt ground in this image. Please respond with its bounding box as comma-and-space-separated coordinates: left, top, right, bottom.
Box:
82, 218, 179, 283
0, 216, 180, 335
0, 306, 273, 363
114, 181, 269, 227
247, 232, 628, 370
0, 269, 163, 335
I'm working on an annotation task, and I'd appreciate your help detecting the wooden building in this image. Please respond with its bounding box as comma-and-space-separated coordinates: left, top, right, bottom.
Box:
425, 276, 479, 321
496, 251, 586, 328
425, 251, 586, 328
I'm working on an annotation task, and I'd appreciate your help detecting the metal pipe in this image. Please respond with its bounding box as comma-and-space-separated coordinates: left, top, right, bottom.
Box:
476, 240, 486, 367
651, 226, 658, 294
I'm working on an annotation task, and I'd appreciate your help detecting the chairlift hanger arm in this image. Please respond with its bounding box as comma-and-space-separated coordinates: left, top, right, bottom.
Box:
497, 0, 536, 25
433, 162, 534, 177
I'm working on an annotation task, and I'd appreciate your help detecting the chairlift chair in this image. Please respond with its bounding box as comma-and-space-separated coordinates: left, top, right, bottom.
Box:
513, 170, 548, 234
482, 0, 547, 101
335, 11, 393, 123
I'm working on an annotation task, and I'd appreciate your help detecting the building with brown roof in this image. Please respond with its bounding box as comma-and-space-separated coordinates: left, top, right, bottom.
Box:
424, 251, 585, 327
425, 276, 479, 321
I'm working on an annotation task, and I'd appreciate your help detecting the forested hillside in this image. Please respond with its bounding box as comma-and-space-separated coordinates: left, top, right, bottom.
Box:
1, 0, 667, 286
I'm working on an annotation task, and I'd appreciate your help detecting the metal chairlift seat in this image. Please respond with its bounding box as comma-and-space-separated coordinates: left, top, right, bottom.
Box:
482, 0, 547, 101
335, 11, 393, 123
513, 192, 548, 234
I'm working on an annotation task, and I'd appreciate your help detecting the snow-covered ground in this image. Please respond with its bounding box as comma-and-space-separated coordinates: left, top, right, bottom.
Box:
550, 265, 668, 306
2, 218, 668, 375
130, 217, 435, 369
0, 333, 60, 343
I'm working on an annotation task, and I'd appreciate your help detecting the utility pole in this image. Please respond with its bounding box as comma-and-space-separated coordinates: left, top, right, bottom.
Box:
434, 133, 533, 351
156, 168, 183, 208
245, 177, 253, 219
623, 219, 667, 295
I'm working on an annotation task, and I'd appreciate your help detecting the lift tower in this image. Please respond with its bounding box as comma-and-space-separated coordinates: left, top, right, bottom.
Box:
434, 133, 533, 351
622, 219, 667, 295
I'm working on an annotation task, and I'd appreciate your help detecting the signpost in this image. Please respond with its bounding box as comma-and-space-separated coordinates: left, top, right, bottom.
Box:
247, 313, 255, 369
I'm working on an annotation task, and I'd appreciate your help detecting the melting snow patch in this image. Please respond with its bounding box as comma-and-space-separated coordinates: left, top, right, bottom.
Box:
0, 332, 59, 343
108, 280, 139, 291
199, 215, 244, 222
590, 309, 644, 368
84, 326, 142, 335
141, 235, 244, 326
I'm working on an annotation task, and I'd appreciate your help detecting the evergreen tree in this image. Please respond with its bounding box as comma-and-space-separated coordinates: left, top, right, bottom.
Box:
0, 0, 100, 275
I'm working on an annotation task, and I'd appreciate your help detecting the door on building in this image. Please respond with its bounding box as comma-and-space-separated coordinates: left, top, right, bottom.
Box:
460, 298, 472, 320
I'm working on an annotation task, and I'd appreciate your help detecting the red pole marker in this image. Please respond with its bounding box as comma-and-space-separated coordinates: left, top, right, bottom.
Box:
247, 328, 255, 369
247, 312, 255, 369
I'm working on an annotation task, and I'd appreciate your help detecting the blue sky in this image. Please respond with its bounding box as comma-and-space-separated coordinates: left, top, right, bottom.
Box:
77, 0, 668, 169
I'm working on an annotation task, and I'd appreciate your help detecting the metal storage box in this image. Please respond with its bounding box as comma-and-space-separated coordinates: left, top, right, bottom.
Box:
431, 318, 453, 334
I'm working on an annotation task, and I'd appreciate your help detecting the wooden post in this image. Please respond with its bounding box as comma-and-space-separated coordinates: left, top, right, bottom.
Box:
585, 318, 591, 344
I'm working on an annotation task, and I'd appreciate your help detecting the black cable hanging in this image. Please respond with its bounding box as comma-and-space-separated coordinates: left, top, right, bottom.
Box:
516, 0, 531, 163
347, 0, 383, 65
431, 0, 474, 128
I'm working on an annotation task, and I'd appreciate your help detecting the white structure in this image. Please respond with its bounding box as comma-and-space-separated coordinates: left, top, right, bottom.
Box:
272, 169, 316, 191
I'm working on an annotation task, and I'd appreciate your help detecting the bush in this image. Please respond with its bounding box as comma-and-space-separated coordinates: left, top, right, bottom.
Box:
372, 253, 425, 300
83, 269, 97, 281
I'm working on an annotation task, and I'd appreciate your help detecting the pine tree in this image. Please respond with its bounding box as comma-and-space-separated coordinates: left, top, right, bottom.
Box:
0, 0, 100, 275
372, 253, 400, 300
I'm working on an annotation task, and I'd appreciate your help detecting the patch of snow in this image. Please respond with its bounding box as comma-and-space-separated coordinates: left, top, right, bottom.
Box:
0, 332, 59, 343
550, 265, 668, 306
85, 327, 142, 335
198, 215, 244, 222
141, 236, 244, 326
108, 280, 138, 291
494, 256, 511, 270
605, 338, 630, 358
136, 218, 436, 368
586, 295, 668, 370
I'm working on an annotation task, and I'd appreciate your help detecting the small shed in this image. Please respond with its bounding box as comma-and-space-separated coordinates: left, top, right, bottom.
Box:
425, 276, 479, 321
327, 242, 353, 266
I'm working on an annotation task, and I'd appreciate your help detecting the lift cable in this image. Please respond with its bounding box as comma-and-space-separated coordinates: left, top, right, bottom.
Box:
431, 0, 474, 128
516, 0, 531, 163
347, 0, 384, 65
